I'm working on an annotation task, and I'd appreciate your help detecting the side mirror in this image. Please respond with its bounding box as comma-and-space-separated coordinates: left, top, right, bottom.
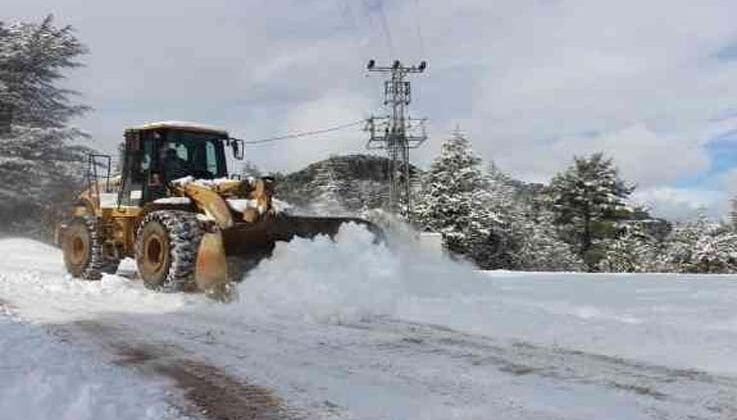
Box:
229, 138, 245, 160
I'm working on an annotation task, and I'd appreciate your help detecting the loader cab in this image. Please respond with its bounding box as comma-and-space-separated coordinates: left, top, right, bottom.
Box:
119, 122, 243, 206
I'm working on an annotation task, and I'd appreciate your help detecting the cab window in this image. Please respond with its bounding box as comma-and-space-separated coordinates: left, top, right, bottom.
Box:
160, 130, 227, 181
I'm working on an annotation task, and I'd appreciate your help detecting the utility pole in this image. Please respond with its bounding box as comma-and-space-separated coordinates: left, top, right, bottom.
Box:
364, 59, 427, 219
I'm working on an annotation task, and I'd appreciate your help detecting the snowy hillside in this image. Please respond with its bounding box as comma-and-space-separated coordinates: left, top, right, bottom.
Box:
271, 154, 400, 213
1, 228, 737, 419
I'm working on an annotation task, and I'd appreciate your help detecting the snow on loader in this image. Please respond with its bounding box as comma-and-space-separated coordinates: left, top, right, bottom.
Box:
57, 121, 382, 300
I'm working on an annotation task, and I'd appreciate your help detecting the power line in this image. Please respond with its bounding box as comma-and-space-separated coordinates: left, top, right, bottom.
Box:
243, 120, 365, 145
361, 0, 395, 55
411, 0, 426, 57
373, 0, 396, 55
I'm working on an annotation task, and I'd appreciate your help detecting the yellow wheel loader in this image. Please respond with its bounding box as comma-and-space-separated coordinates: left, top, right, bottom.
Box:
57, 121, 381, 299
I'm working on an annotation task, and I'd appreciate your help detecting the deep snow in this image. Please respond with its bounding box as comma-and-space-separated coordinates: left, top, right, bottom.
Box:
1, 226, 737, 419
233, 224, 737, 375
0, 305, 188, 420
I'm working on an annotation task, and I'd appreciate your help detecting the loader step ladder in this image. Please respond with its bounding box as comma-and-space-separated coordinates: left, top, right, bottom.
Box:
86, 154, 113, 208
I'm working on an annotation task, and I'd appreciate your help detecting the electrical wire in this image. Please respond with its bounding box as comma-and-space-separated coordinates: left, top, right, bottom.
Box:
411, 0, 426, 58
243, 120, 365, 145
374, 0, 396, 55
359, 0, 395, 55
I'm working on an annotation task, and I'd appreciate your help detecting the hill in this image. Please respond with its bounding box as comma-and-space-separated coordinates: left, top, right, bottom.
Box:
268, 153, 548, 214
271, 154, 418, 212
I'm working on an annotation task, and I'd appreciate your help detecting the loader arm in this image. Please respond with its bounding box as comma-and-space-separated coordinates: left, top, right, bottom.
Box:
179, 183, 234, 229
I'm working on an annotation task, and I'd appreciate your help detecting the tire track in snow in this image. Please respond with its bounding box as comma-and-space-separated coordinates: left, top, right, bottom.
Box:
356, 318, 737, 419
118, 346, 288, 420
82, 309, 737, 419
63, 320, 302, 420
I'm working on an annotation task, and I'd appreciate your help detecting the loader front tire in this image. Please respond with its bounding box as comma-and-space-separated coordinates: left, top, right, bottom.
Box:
62, 216, 118, 280
135, 210, 203, 292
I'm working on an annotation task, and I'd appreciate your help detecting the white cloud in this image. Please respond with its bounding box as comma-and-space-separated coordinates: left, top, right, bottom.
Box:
548, 124, 709, 187
3, 0, 737, 217
632, 187, 728, 221
253, 90, 373, 172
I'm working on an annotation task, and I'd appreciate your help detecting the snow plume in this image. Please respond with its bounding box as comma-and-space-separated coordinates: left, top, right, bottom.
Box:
232, 222, 486, 324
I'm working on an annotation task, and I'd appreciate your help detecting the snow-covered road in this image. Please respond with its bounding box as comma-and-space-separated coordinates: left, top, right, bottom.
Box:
1, 227, 736, 419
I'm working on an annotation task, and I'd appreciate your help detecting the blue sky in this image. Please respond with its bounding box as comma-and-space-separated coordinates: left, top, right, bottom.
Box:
680, 130, 737, 187
2, 0, 737, 220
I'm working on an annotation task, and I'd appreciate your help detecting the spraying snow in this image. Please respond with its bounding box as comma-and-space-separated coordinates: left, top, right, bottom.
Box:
232, 222, 488, 323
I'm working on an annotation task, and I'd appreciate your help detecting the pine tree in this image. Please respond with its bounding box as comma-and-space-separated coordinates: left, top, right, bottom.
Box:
480, 162, 528, 268
413, 132, 507, 268
657, 215, 737, 273
597, 222, 656, 272
691, 230, 737, 273
546, 153, 634, 269
310, 156, 344, 215
0, 16, 90, 238
517, 208, 585, 271
0, 15, 88, 130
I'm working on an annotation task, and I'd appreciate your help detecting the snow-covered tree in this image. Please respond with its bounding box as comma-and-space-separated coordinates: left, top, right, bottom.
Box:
597, 222, 657, 272
547, 153, 634, 269
0, 16, 90, 237
478, 162, 530, 268
310, 156, 344, 215
690, 229, 737, 273
656, 215, 737, 273
413, 132, 508, 268
0, 15, 88, 131
516, 209, 585, 272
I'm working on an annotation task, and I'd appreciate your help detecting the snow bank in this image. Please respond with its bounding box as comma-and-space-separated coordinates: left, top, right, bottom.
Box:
231, 223, 487, 323
0, 311, 185, 420
0, 238, 196, 323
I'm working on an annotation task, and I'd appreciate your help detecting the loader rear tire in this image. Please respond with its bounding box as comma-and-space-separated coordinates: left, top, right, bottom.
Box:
62, 216, 119, 280
135, 210, 203, 292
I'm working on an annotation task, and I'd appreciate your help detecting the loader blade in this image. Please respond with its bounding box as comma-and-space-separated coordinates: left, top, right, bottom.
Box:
266, 214, 385, 243
195, 231, 233, 301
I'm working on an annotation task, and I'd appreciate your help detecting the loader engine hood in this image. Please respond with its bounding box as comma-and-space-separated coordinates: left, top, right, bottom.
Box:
170, 176, 274, 229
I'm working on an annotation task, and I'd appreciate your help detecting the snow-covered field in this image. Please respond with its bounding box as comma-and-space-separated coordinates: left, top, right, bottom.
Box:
1, 226, 736, 419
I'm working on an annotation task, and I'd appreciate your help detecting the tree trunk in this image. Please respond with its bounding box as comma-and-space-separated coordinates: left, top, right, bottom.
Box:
582, 207, 592, 255
582, 207, 593, 272
0, 105, 12, 134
